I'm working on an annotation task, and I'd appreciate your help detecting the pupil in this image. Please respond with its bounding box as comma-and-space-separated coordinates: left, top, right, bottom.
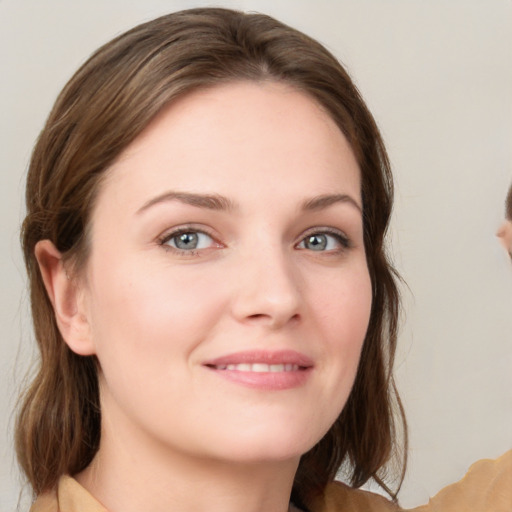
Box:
307, 234, 327, 251
176, 232, 198, 250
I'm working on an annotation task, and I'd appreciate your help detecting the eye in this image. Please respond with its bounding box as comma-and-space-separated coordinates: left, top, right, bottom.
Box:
161, 230, 216, 251
297, 230, 349, 252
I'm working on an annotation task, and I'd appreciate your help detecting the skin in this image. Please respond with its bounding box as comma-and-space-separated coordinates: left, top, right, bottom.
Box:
497, 219, 512, 258
37, 82, 372, 512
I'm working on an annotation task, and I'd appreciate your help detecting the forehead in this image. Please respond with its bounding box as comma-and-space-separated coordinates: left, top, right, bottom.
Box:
96, 81, 361, 213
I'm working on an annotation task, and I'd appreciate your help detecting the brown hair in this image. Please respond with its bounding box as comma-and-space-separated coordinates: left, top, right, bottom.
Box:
17, 7, 406, 508
505, 182, 512, 220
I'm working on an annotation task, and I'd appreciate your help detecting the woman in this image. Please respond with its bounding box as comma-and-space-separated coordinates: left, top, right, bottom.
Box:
16, 7, 510, 512
17, 8, 405, 511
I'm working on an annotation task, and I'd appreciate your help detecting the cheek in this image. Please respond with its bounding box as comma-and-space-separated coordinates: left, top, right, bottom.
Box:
85, 260, 232, 424
316, 264, 372, 342
297, 263, 372, 437
310, 263, 372, 381
87, 257, 228, 374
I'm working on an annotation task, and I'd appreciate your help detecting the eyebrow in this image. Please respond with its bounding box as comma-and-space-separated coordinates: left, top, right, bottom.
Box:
136, 191, 236, 214
301, 194, 362, 214
136, 191, 361, 215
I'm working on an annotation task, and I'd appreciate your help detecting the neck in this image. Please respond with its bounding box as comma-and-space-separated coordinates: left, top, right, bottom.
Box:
76, 418, 300, 512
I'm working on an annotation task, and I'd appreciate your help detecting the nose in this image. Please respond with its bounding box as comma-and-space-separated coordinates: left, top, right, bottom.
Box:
230, 246, 302, 329
496, 222, 506, 239
496, 220, 512, 257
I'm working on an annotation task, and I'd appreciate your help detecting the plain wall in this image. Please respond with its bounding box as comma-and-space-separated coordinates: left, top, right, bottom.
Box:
1, 0, 511, 509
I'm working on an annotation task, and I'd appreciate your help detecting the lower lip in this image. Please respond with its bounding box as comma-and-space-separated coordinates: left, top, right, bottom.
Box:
204, 366, 312, 390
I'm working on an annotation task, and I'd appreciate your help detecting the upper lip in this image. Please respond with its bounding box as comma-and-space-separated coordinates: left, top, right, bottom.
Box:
203, 350, 314, 368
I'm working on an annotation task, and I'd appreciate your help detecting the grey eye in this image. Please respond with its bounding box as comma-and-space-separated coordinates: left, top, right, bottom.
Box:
166, 231, 214, 251
175, 232, 199, 250
304, 234, 328, 251
297, 231, 348, 252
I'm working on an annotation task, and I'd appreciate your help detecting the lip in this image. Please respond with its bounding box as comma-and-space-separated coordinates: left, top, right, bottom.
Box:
202, 350, 314, 391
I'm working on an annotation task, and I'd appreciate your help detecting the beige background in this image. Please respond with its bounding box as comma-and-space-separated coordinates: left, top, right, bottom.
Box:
1, 0, 511, 509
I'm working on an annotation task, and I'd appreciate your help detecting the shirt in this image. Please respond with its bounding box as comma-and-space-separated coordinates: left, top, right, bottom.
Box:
30, 450, 512, 512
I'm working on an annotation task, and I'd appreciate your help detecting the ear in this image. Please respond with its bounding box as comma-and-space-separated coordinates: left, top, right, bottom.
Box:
35, 240, 96, 356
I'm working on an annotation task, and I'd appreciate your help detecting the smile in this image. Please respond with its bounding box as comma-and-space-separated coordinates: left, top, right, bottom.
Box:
203, 350, 313, 390
211, 363, 301, 372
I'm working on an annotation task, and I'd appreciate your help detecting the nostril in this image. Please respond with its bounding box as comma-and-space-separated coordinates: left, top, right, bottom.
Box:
244, 312, 301, 328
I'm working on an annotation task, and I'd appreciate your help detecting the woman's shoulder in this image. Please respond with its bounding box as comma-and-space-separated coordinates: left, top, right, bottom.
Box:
30, 475, 108, 512
29, 488, 57, 512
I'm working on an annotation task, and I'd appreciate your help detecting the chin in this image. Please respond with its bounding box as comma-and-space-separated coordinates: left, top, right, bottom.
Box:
208, 423, 326, 464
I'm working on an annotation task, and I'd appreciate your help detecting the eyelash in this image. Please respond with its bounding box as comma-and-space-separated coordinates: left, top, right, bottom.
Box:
157, 226, 351, 257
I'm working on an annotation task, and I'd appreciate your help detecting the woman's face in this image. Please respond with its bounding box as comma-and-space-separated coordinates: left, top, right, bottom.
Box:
79, 82, 372, 464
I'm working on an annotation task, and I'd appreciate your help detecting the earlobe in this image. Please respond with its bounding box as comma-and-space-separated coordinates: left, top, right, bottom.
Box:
35, 240, 96, 356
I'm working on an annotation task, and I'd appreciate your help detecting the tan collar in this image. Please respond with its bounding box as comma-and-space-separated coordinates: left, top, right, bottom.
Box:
30, 476, 107, 512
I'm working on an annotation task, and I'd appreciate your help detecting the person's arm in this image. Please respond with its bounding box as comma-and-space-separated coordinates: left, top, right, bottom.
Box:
408, 450, 512, 512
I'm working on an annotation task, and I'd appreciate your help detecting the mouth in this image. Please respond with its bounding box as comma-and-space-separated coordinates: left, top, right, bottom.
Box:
207, 363, 302, 372
202, 350, 313, 390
